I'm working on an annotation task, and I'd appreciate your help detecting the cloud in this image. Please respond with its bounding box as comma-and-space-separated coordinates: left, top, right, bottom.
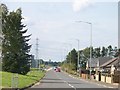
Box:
72, 0, 93, 12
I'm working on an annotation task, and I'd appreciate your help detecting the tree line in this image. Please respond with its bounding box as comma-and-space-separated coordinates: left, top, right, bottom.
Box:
1, 4, 31, 75
61, 45, 119, 71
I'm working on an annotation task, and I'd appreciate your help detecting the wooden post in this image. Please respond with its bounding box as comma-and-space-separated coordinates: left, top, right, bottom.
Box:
111, 74, 113, 83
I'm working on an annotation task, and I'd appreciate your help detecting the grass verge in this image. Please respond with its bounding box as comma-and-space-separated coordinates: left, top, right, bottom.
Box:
1, 70, 45, 88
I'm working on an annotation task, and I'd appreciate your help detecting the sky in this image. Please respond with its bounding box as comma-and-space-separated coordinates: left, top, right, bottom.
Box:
1, 0, 119, 62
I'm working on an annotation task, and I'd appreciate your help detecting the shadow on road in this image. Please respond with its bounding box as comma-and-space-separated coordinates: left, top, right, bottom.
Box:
41, 81, 83, 85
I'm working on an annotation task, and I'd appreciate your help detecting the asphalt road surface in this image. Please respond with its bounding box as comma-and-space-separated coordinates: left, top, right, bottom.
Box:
30, 68, 112, 89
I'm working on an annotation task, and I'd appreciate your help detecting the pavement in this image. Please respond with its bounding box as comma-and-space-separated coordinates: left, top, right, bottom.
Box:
27, 68, 119, 89
63, 71, 119, 88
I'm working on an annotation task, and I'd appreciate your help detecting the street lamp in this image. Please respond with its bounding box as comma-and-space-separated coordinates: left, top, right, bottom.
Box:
76, 21, 92, 79
76, 39, 80, 71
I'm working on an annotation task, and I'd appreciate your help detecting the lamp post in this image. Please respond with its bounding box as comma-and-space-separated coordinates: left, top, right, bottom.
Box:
76, 21, 92, 79
76, 39, 80, 71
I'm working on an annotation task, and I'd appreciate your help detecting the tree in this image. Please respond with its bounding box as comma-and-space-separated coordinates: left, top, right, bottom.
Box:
65, 49, 77, 70
105, 48, 108, 56
79, 50, 87, 68
108, 45, 113, 57
114, 47, 118, 52
66, 52, 71, 63
82, 47, 90, 59
101, 47, 106, 57
2, 6, 31, 75
114, 47, 119, 57
71, 49, 77, 62
94, 47, 101, 58
0, 4, 8, 15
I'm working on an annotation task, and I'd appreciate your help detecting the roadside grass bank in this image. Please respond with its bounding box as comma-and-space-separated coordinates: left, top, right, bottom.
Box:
1, 69, 45, 89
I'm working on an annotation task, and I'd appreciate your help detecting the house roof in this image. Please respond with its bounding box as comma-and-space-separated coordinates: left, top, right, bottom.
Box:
98, 57, 112, 66
87, 57, 112, 68
100, 58, 119, 68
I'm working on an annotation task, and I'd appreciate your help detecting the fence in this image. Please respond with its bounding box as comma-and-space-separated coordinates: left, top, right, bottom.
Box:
98, 73, 120, 84
80, 72, 120, 84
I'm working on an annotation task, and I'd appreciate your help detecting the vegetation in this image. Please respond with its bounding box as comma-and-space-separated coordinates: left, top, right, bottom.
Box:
1, 4, 31, 75
44, 61, 61, 66
61, 49, 78, 74
1, 70, 45, 88
61, 45, 119, 74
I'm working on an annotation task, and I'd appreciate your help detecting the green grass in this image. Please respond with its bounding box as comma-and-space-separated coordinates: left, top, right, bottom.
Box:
1, 70, 45, 88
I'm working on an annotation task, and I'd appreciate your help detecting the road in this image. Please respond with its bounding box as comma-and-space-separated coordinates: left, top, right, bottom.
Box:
29, 68, 113, 89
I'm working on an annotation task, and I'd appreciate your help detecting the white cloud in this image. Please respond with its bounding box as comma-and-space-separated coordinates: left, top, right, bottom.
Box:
72, 0, 118, 12
72, 0, 93, 12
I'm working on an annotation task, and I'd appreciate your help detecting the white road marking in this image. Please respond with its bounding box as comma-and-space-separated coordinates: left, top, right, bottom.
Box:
68, 84, 76, 90
63, 80, 67, 83
77, 77, 114, 88
63, 71, 116, 88
64, 80, 76, 90
56, 72, 76, 90
68, 84, 74, 88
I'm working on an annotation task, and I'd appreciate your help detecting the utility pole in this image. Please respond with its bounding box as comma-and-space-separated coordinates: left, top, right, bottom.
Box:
76, 21, 92, 80
35, 38, 39, 69
69, 44, 72, 65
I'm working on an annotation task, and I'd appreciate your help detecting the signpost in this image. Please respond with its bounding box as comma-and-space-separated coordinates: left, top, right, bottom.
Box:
11, 73, 18, 88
